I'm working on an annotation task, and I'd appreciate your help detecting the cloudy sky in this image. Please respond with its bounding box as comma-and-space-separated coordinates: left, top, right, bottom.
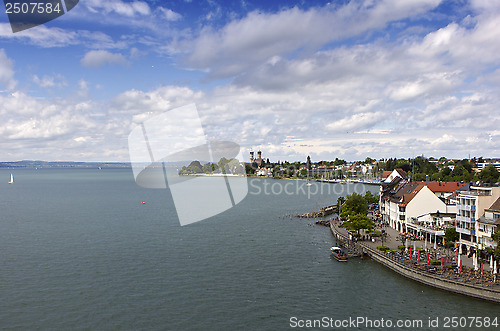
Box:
0, 0, 499, 162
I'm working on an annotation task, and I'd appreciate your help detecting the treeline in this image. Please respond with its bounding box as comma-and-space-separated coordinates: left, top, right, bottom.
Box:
378, 156, 500, 183
245, 157, 350, 177
178, 158, 245, 175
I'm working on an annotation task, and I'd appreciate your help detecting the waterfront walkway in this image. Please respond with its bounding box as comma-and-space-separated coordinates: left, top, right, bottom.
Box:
329, 219, 500, 302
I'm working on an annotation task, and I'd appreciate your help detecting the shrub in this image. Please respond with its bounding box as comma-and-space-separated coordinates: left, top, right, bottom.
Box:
444, 242, 455, 249
377, 246, 390, 252
430, 260, 441, 266
398, 245, 406, 251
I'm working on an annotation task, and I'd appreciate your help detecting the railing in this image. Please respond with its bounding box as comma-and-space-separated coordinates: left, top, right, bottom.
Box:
329, 222, 500, 303
459, 190, 491, 196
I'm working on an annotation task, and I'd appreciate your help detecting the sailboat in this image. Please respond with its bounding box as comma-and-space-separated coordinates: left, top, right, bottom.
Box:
8, 173, 13, 184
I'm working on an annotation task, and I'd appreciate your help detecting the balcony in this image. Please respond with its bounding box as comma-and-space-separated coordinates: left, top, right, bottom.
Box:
459, 190, 492, 196
456, 215, 473, 223
477, 229, 493, 238
406, 218, 452, 235
456, 227, 471, 235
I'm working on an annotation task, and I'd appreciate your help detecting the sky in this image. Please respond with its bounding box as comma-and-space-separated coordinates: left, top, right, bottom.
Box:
0, 0, 499, 163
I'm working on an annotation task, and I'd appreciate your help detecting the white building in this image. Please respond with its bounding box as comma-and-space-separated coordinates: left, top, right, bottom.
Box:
381, 181, 466, 233
382, 168, 407, 183
456, 186, 500, 250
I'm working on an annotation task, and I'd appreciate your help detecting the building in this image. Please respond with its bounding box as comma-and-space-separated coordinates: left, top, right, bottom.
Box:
249, 150, 264, 167
380, 180, 466, 233
456, 186, 500, 250
477, 159, 500, 172
477, 198, 500, 249
382, 168, 408, 183
406, 211, 457, 245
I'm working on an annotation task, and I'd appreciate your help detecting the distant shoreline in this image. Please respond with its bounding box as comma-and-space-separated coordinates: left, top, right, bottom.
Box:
0, 161, 131, 169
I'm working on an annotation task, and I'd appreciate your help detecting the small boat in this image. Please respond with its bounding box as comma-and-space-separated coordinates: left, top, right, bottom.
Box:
330, 246, 348, 261
141, 201, 146, 204
8, 173, 13, 184
306, 182, 313, 186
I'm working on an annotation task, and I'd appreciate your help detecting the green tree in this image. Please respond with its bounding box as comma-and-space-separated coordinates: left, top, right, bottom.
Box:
445, 227, 459, 242
364, 157, 375, 164
450, 164, 471, 181
340, 193, 368, 219
479, 164, 500, 184
342, 214, 374, 234
491, 230, 500, 243
363, 191, 379, 205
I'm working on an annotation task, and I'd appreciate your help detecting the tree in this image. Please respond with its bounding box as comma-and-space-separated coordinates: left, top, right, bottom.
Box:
445, 227, 459, 242
450, 164, 471, 181
363, 191, 379, 205
479, 164, 500, 184
342, 214, 374, 234
364, 157, 375, 164
340, 193, 368, 219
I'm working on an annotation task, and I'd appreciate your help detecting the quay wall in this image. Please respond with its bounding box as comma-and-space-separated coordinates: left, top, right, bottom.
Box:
330, 222, 500, 303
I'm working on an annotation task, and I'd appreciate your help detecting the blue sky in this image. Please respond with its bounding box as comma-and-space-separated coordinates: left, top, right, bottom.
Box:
0, 0, 499, 162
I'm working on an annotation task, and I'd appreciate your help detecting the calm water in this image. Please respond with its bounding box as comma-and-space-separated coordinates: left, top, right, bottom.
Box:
0, 169, 498, 330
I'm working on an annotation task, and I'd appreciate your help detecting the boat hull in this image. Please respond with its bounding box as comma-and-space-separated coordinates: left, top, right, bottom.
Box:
330, 247, 348, 261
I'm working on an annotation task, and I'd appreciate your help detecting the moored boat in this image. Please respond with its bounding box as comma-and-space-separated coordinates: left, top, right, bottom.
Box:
330, 246, 348, 261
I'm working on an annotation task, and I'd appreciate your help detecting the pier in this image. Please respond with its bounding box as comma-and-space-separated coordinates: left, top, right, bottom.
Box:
329, 221, 500, 303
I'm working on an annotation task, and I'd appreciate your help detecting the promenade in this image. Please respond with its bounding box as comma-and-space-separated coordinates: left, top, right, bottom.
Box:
329, 218, 500, 303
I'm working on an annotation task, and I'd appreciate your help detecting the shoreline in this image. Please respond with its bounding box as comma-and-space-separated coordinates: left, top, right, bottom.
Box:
329, 221, 500, 304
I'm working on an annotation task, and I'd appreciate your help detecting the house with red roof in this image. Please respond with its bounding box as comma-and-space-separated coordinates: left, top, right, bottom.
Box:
380, 180, 466, 235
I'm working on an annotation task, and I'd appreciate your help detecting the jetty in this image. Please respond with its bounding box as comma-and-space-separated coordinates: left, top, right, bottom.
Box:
297, 205, 336, 218
329, 220, 500, 303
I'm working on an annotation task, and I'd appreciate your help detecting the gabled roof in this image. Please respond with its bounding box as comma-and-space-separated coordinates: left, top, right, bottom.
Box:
419, 181, 467, 193
382, 170, 392, 179
390, 181, 420, 205
382, 168, 408, 180
395, 168, 408, 179
477, 216, 500, 225
487, 197, 500, 212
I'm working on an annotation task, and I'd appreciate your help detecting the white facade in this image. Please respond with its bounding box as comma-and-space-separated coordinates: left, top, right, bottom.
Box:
405, 186, 447, 222
383, 169, 405, 183
456, 187, 500, 249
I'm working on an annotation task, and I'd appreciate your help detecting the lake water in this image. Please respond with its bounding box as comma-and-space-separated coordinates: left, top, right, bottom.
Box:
0, 169, 498, 330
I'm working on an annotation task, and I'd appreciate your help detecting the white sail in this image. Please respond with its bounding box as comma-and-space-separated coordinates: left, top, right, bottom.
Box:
8, 173, 13, 184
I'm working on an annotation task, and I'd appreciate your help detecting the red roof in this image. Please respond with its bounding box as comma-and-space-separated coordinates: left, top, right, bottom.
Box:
418, 181, 466, 192
382, 168, 407, 179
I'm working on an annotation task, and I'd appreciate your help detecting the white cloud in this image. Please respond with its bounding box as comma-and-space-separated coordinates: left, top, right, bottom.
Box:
0, 49, 16, 90
158, 7, 182, 21
32, 74, 67, 88
81, 50, 130, 68
326, 112, 386, 132
4, 0, 500, 162
181, 0, 441, 78
0, 24, 126, 49
84, 0, 151, 17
